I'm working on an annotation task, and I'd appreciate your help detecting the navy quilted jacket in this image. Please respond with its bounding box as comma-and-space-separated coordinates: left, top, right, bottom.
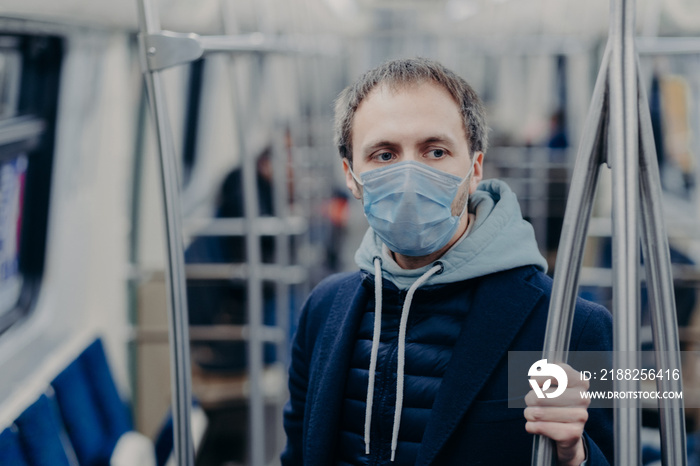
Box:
336, 273, 478, 465
282, 265, 613, 465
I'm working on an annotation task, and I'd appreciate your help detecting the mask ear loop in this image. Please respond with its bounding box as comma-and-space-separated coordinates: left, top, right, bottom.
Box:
462, 153, 478, 185
344, 159, 365, 186
454, 154, 478, 218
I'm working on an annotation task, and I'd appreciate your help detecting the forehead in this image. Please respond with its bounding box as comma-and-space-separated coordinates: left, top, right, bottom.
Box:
361, 80, 460, 112
351, 81, 467, 149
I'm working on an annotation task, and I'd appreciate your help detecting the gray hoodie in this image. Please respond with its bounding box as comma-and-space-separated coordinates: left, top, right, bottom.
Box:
355, 178, 548, 289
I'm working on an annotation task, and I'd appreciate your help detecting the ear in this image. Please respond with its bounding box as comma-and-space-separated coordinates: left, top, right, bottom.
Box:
342, 159, 363, 200
468, 152, 484, 194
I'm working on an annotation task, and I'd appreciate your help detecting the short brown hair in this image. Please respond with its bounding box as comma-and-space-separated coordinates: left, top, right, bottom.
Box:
333, 57, 488, 166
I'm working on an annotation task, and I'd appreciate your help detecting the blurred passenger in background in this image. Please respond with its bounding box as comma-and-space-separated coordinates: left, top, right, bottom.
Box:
185, 146, 277, 372
320, 188, 349, 272
282, 58, 613, 466
547, 109, 569, 151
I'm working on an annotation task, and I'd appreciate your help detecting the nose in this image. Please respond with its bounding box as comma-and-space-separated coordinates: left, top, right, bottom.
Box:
402, 149, 423, 164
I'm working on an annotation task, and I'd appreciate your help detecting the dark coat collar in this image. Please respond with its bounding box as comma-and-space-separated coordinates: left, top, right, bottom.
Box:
305, 266, 544, 465
304, 273, 368, 465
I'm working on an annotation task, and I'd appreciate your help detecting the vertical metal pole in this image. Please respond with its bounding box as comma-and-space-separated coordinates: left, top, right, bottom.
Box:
252, 3, 290, 457
637, 61, 688, 466
136, 0, 194, 464
534, 2, 686, 465
272, 129, 291, 368
241, 119, 266, 466
609, 0, 641, 464
128, 84, 149, 430
290, 0, 316, 299
531, 44, 610, 466
272, 127, 292, 458
227, 53, 267, 466
219, 4, 266, 461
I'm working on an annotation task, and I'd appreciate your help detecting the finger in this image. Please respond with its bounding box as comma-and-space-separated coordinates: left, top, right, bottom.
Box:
524, 406, 588, 424
526, 424, 587, 465
524, 420, 585, 445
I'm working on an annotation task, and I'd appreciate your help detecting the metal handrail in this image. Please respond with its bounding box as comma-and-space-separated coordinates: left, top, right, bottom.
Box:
136, 0, 194, 464
184, 216, 308, 237
610, 0, 642, 461
135, 2, 322, 464
142, 30, 339, 72
637, 55, 687, 466
135, 325, 286, 344
531, 0, 687, 465
637, 36, 700, 55
183, 264, 307, 283
531, 38, 611, 466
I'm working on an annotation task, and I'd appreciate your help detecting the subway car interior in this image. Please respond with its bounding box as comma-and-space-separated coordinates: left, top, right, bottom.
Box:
1, 0, 700, 464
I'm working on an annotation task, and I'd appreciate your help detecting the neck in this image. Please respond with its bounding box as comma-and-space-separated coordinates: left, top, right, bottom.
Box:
392, 213, 470, 269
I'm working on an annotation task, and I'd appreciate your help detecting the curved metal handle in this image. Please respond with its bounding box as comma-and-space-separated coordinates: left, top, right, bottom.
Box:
136, 0, 195, 465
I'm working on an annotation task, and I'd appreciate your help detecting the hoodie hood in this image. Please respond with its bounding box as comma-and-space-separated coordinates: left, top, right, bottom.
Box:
355, 179, 548, 290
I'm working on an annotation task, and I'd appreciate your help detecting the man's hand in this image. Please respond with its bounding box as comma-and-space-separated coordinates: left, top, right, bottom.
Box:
524, 363, 590, 466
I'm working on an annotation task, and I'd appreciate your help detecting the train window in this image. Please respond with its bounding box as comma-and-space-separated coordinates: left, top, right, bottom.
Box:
0, 148, 27, 313
0, 34, 62, 335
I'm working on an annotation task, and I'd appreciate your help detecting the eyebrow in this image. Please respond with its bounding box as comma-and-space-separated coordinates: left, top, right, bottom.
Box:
419, 135, 457, 147
361, 134, 457, 156
361, 140, 400, 157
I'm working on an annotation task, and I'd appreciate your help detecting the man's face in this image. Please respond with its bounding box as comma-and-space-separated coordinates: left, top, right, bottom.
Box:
342, 81, 483, 214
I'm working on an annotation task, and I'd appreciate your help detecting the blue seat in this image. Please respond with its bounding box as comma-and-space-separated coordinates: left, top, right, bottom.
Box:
0, 426, 29, 465
51, 338, 132, 466
53, 357, 112, 465
81, 339, 132, 442
4, 338, 199, 466
14, 394, 74, 466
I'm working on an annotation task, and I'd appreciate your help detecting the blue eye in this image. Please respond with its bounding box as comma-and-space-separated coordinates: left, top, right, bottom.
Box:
429, 149, 445, 158
377, 152, 393, 162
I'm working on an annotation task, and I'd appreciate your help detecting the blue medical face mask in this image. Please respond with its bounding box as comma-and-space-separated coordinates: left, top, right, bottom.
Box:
348, 158, 476, 257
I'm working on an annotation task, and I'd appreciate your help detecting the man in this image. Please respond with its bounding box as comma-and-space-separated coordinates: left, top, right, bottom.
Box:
282, 58, 612, 465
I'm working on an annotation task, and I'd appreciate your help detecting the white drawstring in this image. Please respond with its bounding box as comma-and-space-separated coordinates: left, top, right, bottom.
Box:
362, 258, 444, 461
390, 262, 443, 462
364, 257, 383, 454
